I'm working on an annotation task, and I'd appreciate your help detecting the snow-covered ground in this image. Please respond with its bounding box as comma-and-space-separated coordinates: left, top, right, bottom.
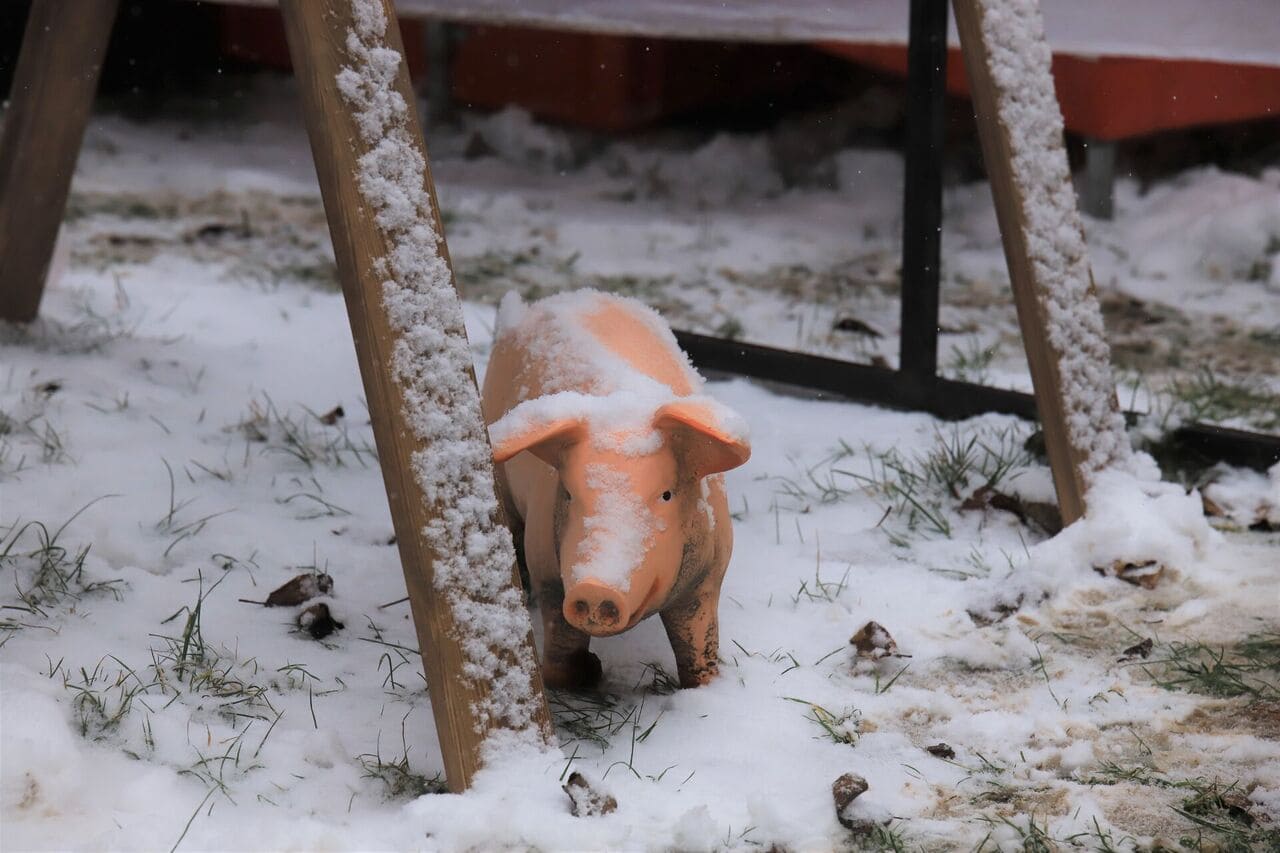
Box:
2, 85, 1279, 851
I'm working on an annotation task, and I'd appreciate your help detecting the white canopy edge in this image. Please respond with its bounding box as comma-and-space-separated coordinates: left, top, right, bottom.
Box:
211, 0, 1280, 68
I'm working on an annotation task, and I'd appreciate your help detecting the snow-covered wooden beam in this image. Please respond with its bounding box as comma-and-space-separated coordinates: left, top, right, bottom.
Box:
952, 0, 1130, 525
279, 0, 553, 791
0, 0, 119, 323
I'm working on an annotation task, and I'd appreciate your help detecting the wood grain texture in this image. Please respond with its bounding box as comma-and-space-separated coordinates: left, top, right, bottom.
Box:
0, 0, 119, 322
279, 0, 550, 791
953, 0, 1119, 524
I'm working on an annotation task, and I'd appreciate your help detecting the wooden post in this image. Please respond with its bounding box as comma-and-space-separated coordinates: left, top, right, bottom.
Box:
953, 0, 1130, 525
0, 0, 119, 322
280, 0, 552, 791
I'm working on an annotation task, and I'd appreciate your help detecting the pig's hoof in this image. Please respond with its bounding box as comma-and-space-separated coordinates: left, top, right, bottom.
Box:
544, 650, 603, 689
678, 662, 718, 689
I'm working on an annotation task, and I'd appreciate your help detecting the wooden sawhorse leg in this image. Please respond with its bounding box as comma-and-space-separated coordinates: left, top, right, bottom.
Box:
954, 0, 1130, 524
0, 0, 119, 322
280, 0, 552, 791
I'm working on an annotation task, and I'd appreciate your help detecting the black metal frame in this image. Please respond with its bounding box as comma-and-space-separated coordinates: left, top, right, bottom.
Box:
674, 0, 1280, 473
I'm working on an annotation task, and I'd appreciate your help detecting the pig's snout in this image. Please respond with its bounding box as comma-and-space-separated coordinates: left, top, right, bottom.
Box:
563, 582, 630, 635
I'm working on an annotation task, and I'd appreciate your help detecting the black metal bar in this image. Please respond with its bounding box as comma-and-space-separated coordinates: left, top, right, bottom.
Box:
675, 329, 1280, 471
898, 0, 949, 381
676, 330, 1034, 419
1166, 422, 1280, 472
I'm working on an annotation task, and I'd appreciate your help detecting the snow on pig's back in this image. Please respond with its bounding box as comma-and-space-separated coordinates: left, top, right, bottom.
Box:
482, 290, 702, 423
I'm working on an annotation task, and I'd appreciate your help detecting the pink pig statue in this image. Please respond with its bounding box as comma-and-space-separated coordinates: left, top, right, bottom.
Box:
481, 290, 750, 689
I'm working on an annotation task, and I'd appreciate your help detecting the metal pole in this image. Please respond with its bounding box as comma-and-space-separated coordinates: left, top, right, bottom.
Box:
1080, 137, 1116, 219
898, 0, 950, 382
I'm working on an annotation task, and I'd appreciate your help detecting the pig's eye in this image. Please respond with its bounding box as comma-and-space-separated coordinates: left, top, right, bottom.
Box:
661, 490, 673, 502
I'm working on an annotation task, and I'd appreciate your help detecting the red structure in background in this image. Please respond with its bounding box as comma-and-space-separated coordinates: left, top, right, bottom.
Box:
821, 43, 1280, 141
219, 6, 428, 76
449, 26, 813, 132
218, 9, 811, 132
217, 7, 1279, 141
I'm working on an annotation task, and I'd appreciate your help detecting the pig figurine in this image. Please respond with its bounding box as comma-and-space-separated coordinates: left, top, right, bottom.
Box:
481, 290, 750, 689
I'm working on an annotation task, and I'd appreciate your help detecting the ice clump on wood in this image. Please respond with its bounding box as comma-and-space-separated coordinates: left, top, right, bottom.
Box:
336, 0, 543, 737
977, 0, 1130, 481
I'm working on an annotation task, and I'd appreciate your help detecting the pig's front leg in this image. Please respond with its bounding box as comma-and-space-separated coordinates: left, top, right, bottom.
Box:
661, 579, 721, 688
539, 584, 602, 689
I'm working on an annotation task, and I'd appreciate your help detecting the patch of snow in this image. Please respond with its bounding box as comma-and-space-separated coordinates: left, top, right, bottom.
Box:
1205, 461, 1280, 528
1031, 463, 1217, 578
573, 464, 655, 591
606, 132, 784, 206
463, 106, 578, 172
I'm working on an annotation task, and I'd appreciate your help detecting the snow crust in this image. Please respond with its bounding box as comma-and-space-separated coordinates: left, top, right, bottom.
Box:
335, 0, 542, 737
977, 0, 1130, 482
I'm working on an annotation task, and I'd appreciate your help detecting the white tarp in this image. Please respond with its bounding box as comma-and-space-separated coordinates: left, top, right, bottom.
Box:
220, 0, 1280, 67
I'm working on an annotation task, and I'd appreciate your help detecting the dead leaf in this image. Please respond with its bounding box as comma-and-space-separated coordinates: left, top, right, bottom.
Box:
317, 405, 345, 425
563, 772, 617, 817
1119, 638, 1154, 661
1095, 560, 1165, 589
1200, 492, 1226, 518
960, 485, 1062, 535
297, 603, 344, 639
1249, 506, 1278, 532
832, 773, 870, 831
265, 572, 334, 607
924, 743, 955, 759
850, 621, 898, 659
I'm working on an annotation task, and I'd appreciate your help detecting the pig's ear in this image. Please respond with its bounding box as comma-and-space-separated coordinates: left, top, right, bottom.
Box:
489, 413, 584, 467
654, 399, 751, 478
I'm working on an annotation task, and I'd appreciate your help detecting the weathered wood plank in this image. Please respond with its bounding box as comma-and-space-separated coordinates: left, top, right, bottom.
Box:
279, 0, 552, 791
953, 0, 1129, 524
0, 0, 119, 322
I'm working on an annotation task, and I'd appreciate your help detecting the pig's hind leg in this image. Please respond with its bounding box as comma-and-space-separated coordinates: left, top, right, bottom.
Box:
539, 583, 603, 689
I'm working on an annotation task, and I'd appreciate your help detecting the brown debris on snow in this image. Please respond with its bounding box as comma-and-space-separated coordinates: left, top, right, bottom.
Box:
297, 603, 344, 640
967, 596, 1023, 627
265, 572, 334, 607
850, 621, 898, 660
1119, 638, 1154, 661
831, 773, 871, 832
1201, 492, 1227, 518
832, 316, 882, 337
316, 405, 345, 425
1095, 560, 1165, 589
924, 743, 955, 760
563, 772, 617, 817
960, 484, 1062, 535
1249, 511, 1279, 533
